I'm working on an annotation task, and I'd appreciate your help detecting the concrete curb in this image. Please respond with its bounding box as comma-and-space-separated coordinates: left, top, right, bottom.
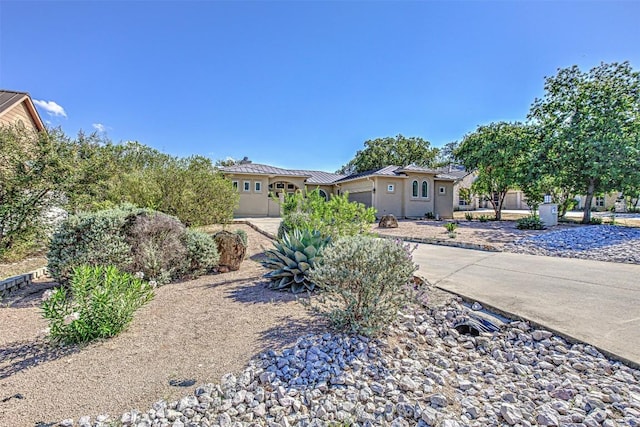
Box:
378, 233, 501, 252
233, 220, 277, 240
0, 267, 48, 297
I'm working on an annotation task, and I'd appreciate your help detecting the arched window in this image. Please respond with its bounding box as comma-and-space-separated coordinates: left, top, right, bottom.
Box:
412, 180, 418, 197
421, 181, 428, 198
318, 189, 328, 201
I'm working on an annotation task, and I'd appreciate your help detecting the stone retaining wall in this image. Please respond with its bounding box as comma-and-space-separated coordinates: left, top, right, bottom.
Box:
0, 267, 48, 297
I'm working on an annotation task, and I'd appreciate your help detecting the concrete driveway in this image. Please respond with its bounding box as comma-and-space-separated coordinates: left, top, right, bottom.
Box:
413, 244, 640, 367
244, 217, 640, 367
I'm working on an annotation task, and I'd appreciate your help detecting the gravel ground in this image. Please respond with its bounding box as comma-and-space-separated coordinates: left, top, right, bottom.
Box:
66, 296, 640, 427
505, 225, 640, 264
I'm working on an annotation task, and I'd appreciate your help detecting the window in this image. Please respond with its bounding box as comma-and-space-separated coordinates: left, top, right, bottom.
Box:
243, 181, 250, 192
232, 181, 238, 191
412, 180, 418, 197
287, 184, 295, 190
255, 181, 262, 192
276, 183, 285, 189
595, 196, 605, 207
387, 184, 395, 192
421, 181, 428, 198
318, 189, 328, 201
439, 186, 446, 195
459, 199, 469, 206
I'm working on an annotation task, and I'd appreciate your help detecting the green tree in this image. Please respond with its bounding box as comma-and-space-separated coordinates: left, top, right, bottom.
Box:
455, 122, 532, 220
0, 125, 70, 259
529, 61, 640, 223
104, 148, 239, 226
435, 141, 460, 168
339, 134, 438, 174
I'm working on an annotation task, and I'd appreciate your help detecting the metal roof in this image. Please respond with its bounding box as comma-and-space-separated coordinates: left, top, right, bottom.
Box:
220, 164, 312, 177
221, 162, 454, 184
220, 163, 345, 185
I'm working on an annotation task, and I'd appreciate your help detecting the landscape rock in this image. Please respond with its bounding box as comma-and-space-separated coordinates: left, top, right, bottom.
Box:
214, 231, 246, 271
379, 214, 399, 228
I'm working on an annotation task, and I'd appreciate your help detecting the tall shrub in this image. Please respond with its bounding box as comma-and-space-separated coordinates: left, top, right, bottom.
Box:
281, 189, 376, 239
308, 236, 418, 336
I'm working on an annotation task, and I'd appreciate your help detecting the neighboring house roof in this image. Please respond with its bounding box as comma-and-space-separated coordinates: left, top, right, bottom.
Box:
0, 89, 45, 132
434, 169, 471, 180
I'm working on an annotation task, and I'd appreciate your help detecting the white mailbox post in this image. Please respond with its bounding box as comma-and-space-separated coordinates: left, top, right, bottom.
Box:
539, 196, 558, 227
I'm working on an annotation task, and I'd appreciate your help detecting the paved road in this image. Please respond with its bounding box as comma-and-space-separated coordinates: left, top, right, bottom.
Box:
244, 218, 640, 367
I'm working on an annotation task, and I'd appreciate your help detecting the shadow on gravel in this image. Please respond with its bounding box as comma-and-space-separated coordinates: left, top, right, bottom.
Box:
0, 338, 78, 380
255, 315, 328, 353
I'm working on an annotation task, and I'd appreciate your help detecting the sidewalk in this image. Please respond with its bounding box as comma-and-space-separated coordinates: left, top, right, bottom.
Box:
245, 217, 640, 367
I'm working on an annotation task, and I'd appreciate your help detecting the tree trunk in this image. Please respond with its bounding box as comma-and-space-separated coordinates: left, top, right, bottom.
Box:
582, 180, 595, 224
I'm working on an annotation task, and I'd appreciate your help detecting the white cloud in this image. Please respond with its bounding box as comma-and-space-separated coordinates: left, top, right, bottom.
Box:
33, 99, 67, 118
92, 123, 107, 133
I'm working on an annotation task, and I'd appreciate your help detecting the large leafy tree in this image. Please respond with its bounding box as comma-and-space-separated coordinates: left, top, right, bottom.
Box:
529, 61, 640, 223
339, 134, 438, 174
455, 122, 532, 220
0, 125, 72, 259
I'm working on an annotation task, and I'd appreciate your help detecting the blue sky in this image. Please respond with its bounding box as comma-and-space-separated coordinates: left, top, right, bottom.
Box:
1, 1, 639, 171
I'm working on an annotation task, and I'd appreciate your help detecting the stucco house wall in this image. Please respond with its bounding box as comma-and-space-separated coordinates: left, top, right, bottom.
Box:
373, 176, 405, 217
404, 174, 435, 218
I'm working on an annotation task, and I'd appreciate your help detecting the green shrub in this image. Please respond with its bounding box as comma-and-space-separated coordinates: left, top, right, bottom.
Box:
464, 212, 474, 221
47, 204, 140, 284
262, 229, 330, 293
516, 215, 545, 230
184, 229, 220, 277
280, 190, 375, 239
278, 211, 312, 239
41, 265, 154, 345
234, 229, 248, 246
444, 222, 458, 233
48, 205, 218, 285
308, 236, 418, 336
478, 215, 490, 223
590, 216, 603, 225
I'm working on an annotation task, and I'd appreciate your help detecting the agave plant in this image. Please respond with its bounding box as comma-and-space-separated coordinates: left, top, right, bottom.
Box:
262, 229, 330, 293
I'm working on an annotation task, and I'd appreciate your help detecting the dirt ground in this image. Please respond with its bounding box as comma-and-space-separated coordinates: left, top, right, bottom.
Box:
0, 225, 326, 426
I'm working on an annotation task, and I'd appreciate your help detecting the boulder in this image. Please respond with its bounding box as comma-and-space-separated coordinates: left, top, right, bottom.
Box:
213, 231, 246, 272
379, 214, 399, 228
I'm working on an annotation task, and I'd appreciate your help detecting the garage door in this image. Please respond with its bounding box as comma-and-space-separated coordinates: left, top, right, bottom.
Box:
348, 191, 372, 208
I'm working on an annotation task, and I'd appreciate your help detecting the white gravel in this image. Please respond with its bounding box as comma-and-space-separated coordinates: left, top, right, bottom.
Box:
504, 225, 640, 264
